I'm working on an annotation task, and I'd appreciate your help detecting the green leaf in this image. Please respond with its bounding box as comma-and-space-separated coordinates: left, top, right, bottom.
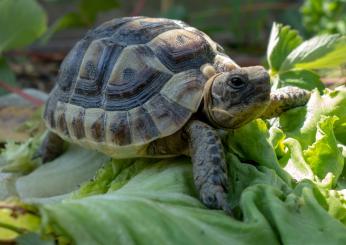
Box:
0, 57, 17, 95
0, 138, 41, 174
241, 184, 346, 244
35, 157, 346, 245
73, 158, 147, 198
277, 70, 325, 92
15, 144, 109, 200
267, 23, 303, 74
0, 0, 47, 52
303, 116, 344, 183
327, 189, 346, 224
227, 119, 292, 185
281, 138, 314, 181
269, 127, 286, 158
281, 34, 346, 71
0, 58, 15, 84
279, 86, 346, 149
300, 0, 346, 35
227, 153, 289, 209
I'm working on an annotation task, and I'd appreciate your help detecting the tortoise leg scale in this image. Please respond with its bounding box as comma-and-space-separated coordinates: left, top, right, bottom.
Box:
261, 86, 310, 119
184, 120, 232, 215
37, 132, 65, 163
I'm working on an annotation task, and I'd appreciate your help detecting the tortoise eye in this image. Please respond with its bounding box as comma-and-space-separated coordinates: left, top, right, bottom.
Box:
227, 75, 246, 89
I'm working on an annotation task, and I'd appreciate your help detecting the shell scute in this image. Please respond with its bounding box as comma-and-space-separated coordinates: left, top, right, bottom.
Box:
106, 111, 131, 146
69, 40, 127, 108
143, 94, 191, 137
84, 108, 105, 142
57, 39, 91, 92
128, 106, 160, 145
90, 113, 105, 142
65, 104, 85, 140
79, 39, 106, 80
104, 45, 172, 111
160, 69, 205, 111
110, 18, 183, 45
148, 29, 214, 73
55, 102, 69, 136
91, 17, 140, 38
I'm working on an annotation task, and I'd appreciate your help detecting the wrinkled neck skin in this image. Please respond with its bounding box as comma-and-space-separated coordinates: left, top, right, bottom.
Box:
202, 74, 236, 129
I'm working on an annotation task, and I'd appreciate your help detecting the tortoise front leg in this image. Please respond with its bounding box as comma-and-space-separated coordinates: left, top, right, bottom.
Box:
184, 120, 231, 214
261, 86, 310, 119
36, 131, 65, 163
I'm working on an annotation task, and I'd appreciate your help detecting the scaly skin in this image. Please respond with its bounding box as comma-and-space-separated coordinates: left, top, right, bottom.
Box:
37, 132, 64, 163
184, 120, 231, 214
261, 86, 310, 119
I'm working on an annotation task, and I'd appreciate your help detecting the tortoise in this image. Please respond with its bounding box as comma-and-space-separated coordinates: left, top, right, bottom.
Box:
39, 17, 310, 214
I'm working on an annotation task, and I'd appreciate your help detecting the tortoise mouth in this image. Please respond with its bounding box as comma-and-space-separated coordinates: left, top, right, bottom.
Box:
210, 99, 269, 129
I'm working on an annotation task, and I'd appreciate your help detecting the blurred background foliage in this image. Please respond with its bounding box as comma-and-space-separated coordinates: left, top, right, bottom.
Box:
0, 0, 345, 96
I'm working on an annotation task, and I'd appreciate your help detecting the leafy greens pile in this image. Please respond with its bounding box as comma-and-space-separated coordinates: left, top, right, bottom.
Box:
0, 23, 346, 245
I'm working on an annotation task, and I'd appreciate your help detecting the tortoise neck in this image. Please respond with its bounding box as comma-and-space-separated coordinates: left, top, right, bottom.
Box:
202, 74, 225, 129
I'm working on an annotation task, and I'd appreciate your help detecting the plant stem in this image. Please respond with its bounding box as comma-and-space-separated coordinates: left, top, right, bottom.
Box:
0, 222, 27, 235
0, 80, 44, 106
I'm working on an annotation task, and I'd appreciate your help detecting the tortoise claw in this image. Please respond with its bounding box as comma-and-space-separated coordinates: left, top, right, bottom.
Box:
200, 185, 233, 216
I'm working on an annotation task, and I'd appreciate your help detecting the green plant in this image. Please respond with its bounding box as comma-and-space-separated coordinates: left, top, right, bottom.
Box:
0, 0, 47, 93
267, 22, 346, 91
301, 0, 346, 35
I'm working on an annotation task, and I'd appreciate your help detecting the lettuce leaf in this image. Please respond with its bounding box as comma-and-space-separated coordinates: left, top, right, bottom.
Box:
0, 138, 41, 174
281, 138, 314, 181
38, 156, 346, 245
227, 119, 292, 185
303, 116, 344, 184
278, 86, 346, 149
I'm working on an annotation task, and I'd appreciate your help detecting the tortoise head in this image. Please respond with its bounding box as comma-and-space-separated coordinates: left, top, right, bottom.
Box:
203, 66, 270, 129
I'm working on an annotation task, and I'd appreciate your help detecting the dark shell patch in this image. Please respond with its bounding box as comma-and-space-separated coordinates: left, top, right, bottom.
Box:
70, 40, 126, 108
160, 69, 205, 111
91, 113, 105, 142
71, 110, 85, 139
55, 103, 69, 136
143, 94, 191, 135
128, 106, 160, 144
107, 111, 131, 146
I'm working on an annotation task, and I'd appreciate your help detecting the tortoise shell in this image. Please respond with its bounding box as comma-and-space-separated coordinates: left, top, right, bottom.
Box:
43, 17, 237, 157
